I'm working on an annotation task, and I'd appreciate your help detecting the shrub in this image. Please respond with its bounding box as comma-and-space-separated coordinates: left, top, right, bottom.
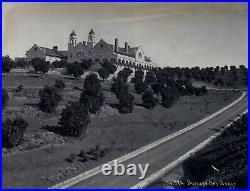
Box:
142, 90, 158, 109
58, 102, 90, 137
54, 79, 65, 89
2, 117, 28, 148
66, 153, 77, 163
2, 89, 9, 109
102, 61, 117, 74
30, 58, 50, 74
118, 91, 135, 113
98, 67, 110, 80
67, 63, 84, 79
15, 85, 24, 93
80, 74, 105, 113
38, 85, 63, 113
2, 56, 15, 73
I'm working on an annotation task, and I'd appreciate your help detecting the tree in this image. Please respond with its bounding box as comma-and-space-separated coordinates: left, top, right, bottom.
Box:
80, 74, 105, 113
132, 70, 144, 83
15, 57, 28, 68
102, 61, 117, 74
161, 86, 179, 108
145, 71, 156, 85
111, 78, 129, 97
2, 116, 28, 148
38, 85, 63, 113
134, 81, 147, 94
2, 55, 14, 73
142, 90, 158, 109
98, 67, 110, 80
54, 79, 65, 89
67, 63, 84, 79
118, 91, 135, 113
2, 89, 9, 109
58, 102, 90, 137
117, 67, 133, 82
30, 58, 50, 74
80, 59, 93, 70
52, 60, 67, 68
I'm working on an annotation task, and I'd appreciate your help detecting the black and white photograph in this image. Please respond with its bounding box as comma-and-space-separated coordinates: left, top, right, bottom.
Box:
2, 2, 248, 188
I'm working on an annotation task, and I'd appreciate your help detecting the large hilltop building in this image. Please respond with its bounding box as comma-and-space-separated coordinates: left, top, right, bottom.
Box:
26, 29, 157, 70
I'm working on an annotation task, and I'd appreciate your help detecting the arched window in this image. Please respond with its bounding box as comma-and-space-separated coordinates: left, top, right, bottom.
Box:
138, 52, 142, 59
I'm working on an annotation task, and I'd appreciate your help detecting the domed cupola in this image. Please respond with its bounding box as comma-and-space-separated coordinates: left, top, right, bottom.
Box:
87, 28, 96, 48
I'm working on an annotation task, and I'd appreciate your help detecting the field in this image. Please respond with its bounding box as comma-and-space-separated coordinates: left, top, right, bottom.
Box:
2, 72, 242, 188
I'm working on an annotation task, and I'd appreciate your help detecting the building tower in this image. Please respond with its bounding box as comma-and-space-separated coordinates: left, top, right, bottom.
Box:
87, 28, 96, 48
68, 30, 77, 47
68, 30, 77, 61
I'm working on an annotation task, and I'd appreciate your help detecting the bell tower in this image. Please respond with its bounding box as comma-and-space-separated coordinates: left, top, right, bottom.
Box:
87, 28, 96, 48
68, 30, 77, 47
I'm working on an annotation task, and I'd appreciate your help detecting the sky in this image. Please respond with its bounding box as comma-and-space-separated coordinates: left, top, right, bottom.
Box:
2, 3, 248, 68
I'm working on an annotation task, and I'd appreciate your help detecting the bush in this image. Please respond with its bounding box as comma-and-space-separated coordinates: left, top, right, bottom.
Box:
15, 85, 24, 93
30, 58, 50, 74
2, 117, 28, 148
2, 89, 9, 109
66, 153, 77, 163
118, 91, 135, 113
98, 67, 110, 80
102, 61, 117, 74
38, 85, 63, 113
142, 90, 158, 109
132, 70, 144, 83
54, 79, 65, 89
80, 74, 105, 113
58, 102, 90, 137
67, 63, 84, 79
2, 56, 14, 73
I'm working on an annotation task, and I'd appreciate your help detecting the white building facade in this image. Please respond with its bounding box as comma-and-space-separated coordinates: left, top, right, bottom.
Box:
68, 29, 158, 71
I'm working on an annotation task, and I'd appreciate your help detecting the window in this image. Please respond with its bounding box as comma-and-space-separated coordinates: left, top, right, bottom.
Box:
34, 47, 37, 51
138, 52, 142, 59
101, 44, 104, 48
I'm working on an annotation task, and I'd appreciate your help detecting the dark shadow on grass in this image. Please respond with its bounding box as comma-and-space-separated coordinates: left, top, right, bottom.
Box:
41, 125, 62, 135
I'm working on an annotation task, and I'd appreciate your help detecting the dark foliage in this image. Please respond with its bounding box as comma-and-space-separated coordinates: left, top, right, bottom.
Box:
58, 102, 90, 137
38, 85, 63, 113
2, 117, 28, 148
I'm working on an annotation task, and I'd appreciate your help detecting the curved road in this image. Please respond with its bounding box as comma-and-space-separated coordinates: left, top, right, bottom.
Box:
54, 92, 248, 188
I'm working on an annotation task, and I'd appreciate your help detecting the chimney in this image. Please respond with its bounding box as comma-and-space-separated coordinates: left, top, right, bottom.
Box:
114, 38, 118, 52
125, 42, 128, 53
53, 46, 58, 51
